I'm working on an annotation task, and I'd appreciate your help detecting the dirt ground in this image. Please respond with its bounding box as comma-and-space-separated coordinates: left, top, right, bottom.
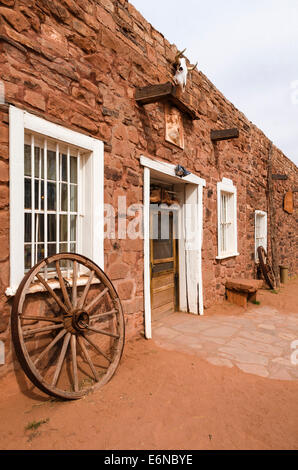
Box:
0, 280, 297, 450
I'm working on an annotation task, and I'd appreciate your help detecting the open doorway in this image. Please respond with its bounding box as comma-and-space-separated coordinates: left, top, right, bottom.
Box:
150, 181, 180, 321
141, 156, 206, 339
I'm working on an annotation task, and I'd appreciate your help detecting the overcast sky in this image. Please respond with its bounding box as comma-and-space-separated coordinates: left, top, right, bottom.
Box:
131, 0, 298, 166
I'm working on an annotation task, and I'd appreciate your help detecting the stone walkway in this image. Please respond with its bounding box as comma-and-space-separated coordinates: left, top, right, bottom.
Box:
153, 306, 298, 380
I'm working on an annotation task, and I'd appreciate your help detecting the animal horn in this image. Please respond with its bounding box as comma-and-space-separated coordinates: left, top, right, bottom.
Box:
175, 48, 186, 63
187, 62, 198, 72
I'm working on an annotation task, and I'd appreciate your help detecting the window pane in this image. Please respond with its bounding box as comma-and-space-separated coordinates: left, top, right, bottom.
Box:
47, 182, 56, 211
35, 214, 44, 243
70, 243, 76, 253
70, 156, 77, 183
24, 214, 31, 243
47, 150, 56, 180
227, 194, 233, 224
24, 245, 31, 270
61, 183, 68, 211
24, 179, 31, 209
34, 180, 44, 210
34, 147, 44, 179
61, 154, 67, 182
70, 215, 76, 241
60, 215, 67, 241
24, 145, 31, 176
47, 243, 57, 257
59, 243, 68, 253
59, 244, 69, 268
70, 185, 77, 212
36, 244, 45, 262
48, 214, 56, 242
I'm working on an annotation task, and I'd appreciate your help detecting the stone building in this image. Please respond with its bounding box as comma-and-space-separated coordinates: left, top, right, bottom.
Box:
0, 0, 297, 377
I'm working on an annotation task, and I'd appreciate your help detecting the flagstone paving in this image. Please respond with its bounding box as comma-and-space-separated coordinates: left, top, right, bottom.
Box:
152, 306, 298, 380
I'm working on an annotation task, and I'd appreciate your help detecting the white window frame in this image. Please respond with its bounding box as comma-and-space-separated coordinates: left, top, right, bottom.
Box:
255, 210, 267, 262
6, 106, 104, 296
216, 177, 239, 260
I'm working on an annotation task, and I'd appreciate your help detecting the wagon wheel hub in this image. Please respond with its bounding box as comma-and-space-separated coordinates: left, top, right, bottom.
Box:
72, 309, 90, 332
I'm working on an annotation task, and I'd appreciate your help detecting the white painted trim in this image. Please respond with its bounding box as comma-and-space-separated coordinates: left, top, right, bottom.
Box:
90, 140, 104, 269
9, 106, 25, 293
197, 184, 204, 315
6, 106, 104, 296
216, 177, 238, 260
185, 184, 201, 314
23, 111, 97, 152
216, 252, 240, 260
143, 167, 152, 339
142, 155, 205, 338
175, 185, 187, 312
255, 210, 267, 262
140, 155, 206, 187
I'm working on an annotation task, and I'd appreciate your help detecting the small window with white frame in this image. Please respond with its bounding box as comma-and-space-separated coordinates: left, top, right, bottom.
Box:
24, 135, 81, 270
255, 210, 267, 262
217, 178, 239, 260
7, 106, 104, 296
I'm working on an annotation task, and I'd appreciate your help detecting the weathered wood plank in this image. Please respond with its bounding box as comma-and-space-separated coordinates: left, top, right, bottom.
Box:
135, 82, 199, 120
211, 128, 239, 142
135, 82, 173, 103
225, 278, 263, 293
272, 174, 288, 181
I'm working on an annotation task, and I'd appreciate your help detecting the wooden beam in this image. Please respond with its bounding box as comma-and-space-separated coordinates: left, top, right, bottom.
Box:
211, 128, 239, 142
272, 174, 288, 181
135, 82, 199, 120
136, 82, 173, 104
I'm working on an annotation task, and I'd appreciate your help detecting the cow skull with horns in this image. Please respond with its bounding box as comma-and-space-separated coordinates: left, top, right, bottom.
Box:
173, 48, 197, 93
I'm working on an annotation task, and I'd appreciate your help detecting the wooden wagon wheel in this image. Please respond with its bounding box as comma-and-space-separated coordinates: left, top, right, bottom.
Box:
257, 246, 276, 290
11, 253, 125, 400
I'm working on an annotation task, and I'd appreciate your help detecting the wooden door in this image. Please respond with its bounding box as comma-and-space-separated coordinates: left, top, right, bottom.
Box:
150, 209, 178, 319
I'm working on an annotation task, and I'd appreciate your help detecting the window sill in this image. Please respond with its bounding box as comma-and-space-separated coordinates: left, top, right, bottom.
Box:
5, 276, 100, 298
216, 252, 239, 261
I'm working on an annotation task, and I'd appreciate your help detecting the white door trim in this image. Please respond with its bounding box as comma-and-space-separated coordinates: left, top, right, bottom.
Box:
141, 155, 206, 339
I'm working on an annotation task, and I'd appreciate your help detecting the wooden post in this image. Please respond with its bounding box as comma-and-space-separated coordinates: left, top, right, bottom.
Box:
267, 142, 280, 287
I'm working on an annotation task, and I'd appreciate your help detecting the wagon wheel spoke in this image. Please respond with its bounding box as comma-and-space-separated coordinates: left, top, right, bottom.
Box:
77, 270, 95, 309
82, 334, 112, 364
84, 325, 120, 339
90, 309, 117, 323
85, 287, 109, 314
36, 273, 69, 314
77, 335, 99, 382
72, 261, 78, 308
20, 315, 62, 323
34, 329, 67, 366
257, 245, 276, 290
55, 261, 72, 310
11, 253, 125, 400
51, 332, 71, 387
23, 323, 64, 337
71, 335, 79, 392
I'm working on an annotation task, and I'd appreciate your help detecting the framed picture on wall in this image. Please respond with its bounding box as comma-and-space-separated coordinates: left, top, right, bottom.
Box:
165, 104, 184, 149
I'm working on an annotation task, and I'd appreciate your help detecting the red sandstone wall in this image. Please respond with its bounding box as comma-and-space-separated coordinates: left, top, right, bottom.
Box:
0, 0, 297, 376
271, 150, 297, 276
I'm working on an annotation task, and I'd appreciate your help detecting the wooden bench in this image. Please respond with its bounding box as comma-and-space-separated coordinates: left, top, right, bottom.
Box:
225, 279, 264, 309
